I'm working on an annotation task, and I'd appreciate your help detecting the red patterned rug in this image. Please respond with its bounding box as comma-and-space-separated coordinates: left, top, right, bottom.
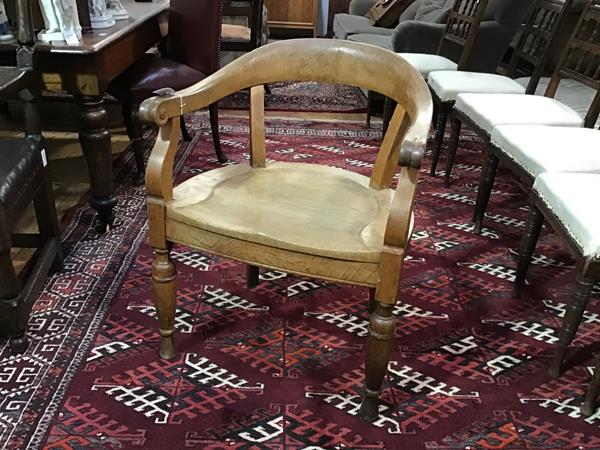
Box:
220, 82, 368, 113
1, 113, 600, 449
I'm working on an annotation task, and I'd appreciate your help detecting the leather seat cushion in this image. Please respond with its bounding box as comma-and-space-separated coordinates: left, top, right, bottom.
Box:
108, 56, 207, 104
0, 138, 42, 209
534, 172, 600, 258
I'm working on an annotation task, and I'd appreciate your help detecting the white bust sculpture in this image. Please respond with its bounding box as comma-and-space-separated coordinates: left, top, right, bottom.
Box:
88, 0, 115, 29
0, 0, 13, 41
38, 0, 83, 43
107, 0, 128, 21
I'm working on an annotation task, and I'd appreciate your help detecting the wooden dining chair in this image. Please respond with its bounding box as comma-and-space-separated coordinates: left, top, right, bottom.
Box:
469, 2, 600, 233
138, 39, 433, 422
108, 0, 227, 185
427, 0, 570, 177
376, 0, 491, 131
514, 172, 600, 381
221, 0, 265, 53
443, 0, 600, 197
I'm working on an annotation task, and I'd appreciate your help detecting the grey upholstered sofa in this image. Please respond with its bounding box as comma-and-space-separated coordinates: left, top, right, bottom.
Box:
336, 0, 531, 74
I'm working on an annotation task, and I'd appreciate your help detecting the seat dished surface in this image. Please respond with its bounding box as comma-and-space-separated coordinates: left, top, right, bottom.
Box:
166, 163, 395, 263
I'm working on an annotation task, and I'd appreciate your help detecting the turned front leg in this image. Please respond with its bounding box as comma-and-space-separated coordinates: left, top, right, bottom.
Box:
359, 302, 396, 422
152, 247, 177, 360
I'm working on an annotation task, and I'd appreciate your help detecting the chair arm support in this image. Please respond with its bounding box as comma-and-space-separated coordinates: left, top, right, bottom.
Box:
145, 117, 181, 201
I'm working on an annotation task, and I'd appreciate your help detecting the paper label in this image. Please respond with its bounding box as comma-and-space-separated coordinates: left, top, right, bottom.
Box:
41, 149, 48, 167
63, 27, 80, 46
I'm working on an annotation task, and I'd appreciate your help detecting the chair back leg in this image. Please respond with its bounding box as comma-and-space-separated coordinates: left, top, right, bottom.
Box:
472, 147, 498, 234
122, 104, 146, 185
582, 352, 600, 416
246, 265, 260, 288
430, 103, 450, 176
180, 116, 192, 142
549, 269, 594, 378
0, 210, 19, 301
209, 103, 227, 163
34, 170, 64, 270
444, 117, 462, 186
513, 206, 544, 298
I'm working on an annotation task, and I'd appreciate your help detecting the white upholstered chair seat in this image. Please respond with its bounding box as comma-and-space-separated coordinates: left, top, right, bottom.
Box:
397, 54, 458, 79
492, 125, 600, 178
455, 93, 584, 135
428, 71, 526, 102
533, 172, 600, 258
516, 77, 597, 122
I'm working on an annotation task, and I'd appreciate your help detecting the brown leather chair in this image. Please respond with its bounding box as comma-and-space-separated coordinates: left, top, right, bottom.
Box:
108, 0, 226, 184
0, 0, 63, 354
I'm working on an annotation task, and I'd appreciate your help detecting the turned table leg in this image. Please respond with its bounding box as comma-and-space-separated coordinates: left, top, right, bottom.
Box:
78, 95, 117, 232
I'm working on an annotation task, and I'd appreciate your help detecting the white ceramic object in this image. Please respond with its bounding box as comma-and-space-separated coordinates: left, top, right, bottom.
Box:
89, 0, 115, 29
107, 0, 128, 20
38, 0, 82, 43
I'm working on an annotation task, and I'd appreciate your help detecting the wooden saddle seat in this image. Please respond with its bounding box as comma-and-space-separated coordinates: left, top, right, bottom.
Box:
166, 163, 413, 284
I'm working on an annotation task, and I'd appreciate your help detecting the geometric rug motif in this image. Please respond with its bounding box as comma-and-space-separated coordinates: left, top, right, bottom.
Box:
1, 112, 599, 449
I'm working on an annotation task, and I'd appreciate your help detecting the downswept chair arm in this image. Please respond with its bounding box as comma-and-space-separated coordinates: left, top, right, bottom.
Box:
139, 39, 432, 250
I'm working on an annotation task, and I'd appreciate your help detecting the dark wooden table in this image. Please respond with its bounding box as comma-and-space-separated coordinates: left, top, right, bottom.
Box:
35, 0, 169, 230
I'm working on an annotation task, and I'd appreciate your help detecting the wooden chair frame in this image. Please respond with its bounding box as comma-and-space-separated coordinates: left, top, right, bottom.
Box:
466, 0, 600, 234
429, 0, 571, 177
139, 39, 433, 422
376, 0, 489, 132
515, 189, 600, 384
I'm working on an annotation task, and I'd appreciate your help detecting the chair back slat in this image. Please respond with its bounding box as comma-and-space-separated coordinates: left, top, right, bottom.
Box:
545, 0, 600, 126
438, 0, 490, 70
507, 0, 572, 94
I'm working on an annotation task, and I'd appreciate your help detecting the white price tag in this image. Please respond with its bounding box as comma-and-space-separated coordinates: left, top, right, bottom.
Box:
40, 149, 48, 167
63, 27, 80, 46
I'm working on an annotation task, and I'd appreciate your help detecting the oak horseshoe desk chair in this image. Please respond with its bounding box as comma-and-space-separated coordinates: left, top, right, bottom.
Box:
139, 39, 433, 421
